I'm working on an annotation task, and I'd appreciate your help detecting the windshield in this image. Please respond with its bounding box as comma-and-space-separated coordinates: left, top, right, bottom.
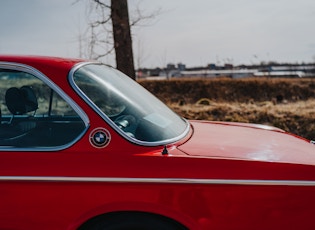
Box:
71, 63, 188, 145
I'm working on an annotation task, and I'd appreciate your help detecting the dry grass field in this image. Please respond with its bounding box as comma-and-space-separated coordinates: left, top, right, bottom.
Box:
139, 77, 315, 140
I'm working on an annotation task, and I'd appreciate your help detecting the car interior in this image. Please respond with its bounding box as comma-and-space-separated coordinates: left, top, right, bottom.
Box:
0, 82, 86, 148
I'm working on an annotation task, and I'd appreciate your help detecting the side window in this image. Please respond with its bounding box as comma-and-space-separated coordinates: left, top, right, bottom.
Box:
0, 69, 86, 148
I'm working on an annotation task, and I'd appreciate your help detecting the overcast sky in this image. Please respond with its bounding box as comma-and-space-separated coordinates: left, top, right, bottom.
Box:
1, 0, 315, 68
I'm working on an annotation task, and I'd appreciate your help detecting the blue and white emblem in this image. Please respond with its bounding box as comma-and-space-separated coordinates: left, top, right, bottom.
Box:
89, 128, 111, 148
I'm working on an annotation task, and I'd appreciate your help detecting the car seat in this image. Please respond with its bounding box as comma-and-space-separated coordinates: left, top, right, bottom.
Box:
4, 86, 38, 135
5, 86, 38, 115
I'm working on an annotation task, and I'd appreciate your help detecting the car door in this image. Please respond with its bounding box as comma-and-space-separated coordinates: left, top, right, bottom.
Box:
0, 65, 89, 229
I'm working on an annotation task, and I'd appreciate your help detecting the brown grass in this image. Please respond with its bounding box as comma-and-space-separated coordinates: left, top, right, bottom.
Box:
139, 78, 315, 140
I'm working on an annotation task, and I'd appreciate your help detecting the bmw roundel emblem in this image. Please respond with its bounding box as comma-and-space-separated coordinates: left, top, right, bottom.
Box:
89, 128, 111, 148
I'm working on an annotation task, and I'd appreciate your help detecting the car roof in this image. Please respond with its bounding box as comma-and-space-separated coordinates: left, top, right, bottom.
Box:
0, 55, 84, 67
0, 55, 86, 80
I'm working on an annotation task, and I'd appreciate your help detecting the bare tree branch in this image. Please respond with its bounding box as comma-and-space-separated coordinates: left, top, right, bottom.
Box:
130, 2, 162, 27
89, 17, 111, 27
91, 0, 110, 9
76, 0, 161, 78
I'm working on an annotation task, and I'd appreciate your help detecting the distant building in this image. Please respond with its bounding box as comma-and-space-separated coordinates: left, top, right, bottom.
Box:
137, 63, 315, 79
177, 63, 186, 71
181, 69, 258, 78
166, 63, 176, 70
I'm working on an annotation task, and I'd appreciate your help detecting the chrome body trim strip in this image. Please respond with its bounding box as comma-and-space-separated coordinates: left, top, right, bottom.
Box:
1, 176, 315, 186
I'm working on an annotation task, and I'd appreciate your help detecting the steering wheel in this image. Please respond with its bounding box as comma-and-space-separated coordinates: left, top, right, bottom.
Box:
114, 115, 137, 138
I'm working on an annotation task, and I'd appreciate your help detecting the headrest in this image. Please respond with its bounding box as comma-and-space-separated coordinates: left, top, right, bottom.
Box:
5, 86, 38, 115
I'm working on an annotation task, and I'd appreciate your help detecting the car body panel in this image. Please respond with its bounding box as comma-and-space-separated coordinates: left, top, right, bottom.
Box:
0, 55, 315, 230
180, 120, 315, 165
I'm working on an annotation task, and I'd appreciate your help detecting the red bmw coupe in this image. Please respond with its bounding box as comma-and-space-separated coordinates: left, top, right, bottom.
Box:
0, 55, 314, 230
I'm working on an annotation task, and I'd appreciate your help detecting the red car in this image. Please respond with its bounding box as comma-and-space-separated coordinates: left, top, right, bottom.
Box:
0, 55, 314, 230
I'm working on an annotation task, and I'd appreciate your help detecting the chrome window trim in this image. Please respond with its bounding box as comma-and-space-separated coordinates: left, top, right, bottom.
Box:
1, 176, 315, 186
0, 62, 90, 151
69, 62, 190, 147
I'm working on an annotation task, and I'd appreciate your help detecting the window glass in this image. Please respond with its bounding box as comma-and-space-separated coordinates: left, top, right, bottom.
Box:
0, 68, 86, 148
72, 64, 188, 144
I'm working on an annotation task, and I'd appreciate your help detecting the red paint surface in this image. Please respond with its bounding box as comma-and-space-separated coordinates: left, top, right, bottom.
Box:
1, 55, 315, 230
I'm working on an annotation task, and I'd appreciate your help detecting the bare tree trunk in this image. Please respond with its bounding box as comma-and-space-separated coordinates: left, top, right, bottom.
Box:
111, 0, 135, 79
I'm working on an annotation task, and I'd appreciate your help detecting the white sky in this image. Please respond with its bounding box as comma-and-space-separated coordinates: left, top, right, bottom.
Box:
1, 0, 315, 68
